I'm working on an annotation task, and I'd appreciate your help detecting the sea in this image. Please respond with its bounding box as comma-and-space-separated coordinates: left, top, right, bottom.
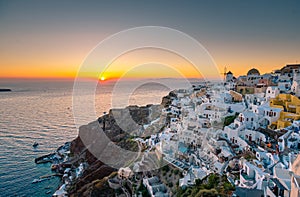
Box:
0, 78, 197, 197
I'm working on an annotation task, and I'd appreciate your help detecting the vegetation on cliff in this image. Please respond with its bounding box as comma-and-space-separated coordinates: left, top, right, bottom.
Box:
176, 174, 235, 197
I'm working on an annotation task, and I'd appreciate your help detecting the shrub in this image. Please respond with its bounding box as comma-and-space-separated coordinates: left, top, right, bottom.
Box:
162, 165, 170, 172
195, 189, 218, 197
223, 115, 237, 127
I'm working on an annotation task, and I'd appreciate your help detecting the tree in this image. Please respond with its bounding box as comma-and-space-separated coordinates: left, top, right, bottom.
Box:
223, 114, 238, 127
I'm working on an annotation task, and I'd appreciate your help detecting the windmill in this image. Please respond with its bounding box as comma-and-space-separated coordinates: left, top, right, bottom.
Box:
220, 66, 227, 82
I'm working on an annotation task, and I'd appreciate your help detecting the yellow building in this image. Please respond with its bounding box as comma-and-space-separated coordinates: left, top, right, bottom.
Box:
229, 90, 243, 102
269, 94, 300, 129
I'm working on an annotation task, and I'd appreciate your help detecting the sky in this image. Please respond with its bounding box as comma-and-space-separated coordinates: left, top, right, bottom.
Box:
0, 0, 299, 79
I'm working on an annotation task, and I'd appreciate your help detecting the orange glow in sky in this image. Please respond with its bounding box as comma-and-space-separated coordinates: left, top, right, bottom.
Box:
0, 46, 296, 80
1, 1, 299, 80
1, 41, 296, 80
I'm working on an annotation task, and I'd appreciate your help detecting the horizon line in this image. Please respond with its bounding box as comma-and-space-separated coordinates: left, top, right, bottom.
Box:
0, 76, 223, 81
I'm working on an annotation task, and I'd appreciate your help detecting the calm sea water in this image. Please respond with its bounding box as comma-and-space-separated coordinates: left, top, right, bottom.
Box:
0, 78, 182, 197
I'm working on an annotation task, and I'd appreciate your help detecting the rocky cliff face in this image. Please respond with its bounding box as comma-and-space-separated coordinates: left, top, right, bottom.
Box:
68, 101, 169, 196
161, 91, 177, 107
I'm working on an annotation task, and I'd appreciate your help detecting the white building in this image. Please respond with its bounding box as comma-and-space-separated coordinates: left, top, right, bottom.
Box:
251, 103, 282, 128
245, 93, 265, 105
292, 80, 300, 97
265, 86, 280, 100
278, 130, 293, 152
143, 176, 169, 197
278, 75, 292, 92
197, 103, 227, 123
223, 124, 249, 150
179, 166, 208, 187
237, 110, 259, 130
239, 160, 267, 190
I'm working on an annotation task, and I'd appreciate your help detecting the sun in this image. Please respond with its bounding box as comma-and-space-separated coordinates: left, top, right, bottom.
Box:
100, 76, 105, 81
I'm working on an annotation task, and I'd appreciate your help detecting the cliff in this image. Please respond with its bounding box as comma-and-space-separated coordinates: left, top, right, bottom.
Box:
68, 97, 171, 196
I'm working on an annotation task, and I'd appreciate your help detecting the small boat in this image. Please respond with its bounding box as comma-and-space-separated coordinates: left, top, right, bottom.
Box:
33, 142, 39, 147
32, 178, 42, 183
32, 177, 49, 184
45, 190, 51, 194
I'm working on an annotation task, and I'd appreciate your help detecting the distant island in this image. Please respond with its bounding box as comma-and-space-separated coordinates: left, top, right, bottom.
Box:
0, 89, 11, 92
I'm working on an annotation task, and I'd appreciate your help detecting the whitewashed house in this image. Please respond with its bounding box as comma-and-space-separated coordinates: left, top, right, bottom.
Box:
245, 93, 265, 105
143, 176, 169, 197
240, 129, 266, 144
265, 86, 280, 100
211, 91, 232, 104
179, 166, 208, 187
278, 75, 292, 92
291, 80, 300, 97
223, 123, 249, 150
237, 110, 259, 130
278, 130, 293, 152
251, 103, 282, 128
197, 103, 227, 123
255, 151, 269, 163
239, 160, 267, 190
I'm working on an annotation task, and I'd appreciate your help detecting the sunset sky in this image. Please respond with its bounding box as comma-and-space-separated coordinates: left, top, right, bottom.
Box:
1, 0, 299, 79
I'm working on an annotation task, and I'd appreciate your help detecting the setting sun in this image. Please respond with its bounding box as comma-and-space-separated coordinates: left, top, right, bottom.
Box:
100, 76, 105, 81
